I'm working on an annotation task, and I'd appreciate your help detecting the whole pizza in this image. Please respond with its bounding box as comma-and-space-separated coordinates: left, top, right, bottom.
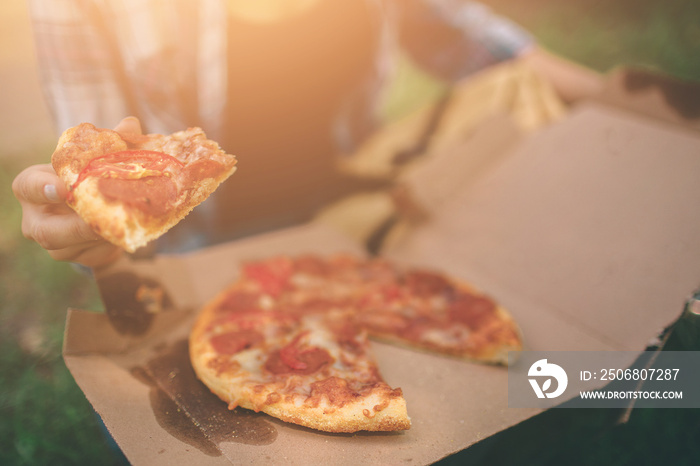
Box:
189, 254, 522, 433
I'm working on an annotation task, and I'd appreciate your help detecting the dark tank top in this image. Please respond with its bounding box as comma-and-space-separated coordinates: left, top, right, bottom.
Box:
210, 0, 383, 242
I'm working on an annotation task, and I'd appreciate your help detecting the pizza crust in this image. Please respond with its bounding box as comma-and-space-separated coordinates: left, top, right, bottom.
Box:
261, 389, 410, 433
52, 124, 129, 184
190, 348, 411, 433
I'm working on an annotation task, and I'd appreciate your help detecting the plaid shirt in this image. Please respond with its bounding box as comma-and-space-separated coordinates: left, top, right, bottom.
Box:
28, 0, 533, 146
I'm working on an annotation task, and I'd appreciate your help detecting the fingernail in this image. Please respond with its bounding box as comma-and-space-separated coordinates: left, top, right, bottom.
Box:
44, 184, 60, 202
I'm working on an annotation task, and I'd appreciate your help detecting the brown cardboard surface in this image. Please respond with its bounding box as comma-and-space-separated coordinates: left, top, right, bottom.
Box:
389, 102, 700, 352
64, 306, 541, 465
398, 112, 523, 214
63, 101, 700, 465
64, 224, 540, 465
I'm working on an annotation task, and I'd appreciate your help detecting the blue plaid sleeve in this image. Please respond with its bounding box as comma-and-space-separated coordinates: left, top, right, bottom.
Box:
396, 0, 535, 80
27, 0, 133, 132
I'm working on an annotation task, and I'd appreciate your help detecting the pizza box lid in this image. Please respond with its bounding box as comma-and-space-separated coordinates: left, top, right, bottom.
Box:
62, 78, 700, 465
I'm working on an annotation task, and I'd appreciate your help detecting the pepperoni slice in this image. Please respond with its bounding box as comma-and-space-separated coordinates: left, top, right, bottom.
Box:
293, 255, 329, 275
243, 258, 293, 297
215, 308, 296, 330
217, 291, 260, 313
447, 293, 497, 330
279, 333, 311, 370
264, 333, 333, 375
97, 176, 178, 217
210, 330, 264, 355
67, 150, 184, 207
403, 270, 454, 297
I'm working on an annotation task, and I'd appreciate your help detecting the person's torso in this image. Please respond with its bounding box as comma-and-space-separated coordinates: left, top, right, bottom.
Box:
222, 0, 380, 156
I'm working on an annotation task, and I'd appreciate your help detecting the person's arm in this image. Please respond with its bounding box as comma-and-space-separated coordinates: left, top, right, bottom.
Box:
12, 117, 143, 270
393, 0, 536, 81
394, 0, 603, 103
520, 46, 605, 104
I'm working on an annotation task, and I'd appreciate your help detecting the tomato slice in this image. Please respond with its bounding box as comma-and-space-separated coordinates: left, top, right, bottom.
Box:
67, 150, 184, 202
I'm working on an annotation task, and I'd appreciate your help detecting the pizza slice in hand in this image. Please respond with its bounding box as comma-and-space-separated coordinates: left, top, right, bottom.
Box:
51, 123, 237, 253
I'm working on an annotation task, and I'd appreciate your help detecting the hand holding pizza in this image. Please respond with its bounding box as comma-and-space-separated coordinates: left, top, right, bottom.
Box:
13, 116, 237, 268
12, 117, 144, 269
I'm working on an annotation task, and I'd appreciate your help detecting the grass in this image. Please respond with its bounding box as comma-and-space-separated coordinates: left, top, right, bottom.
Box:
1, 0, 699, 464
524, 0, 700, 81
0, 154, 119, 465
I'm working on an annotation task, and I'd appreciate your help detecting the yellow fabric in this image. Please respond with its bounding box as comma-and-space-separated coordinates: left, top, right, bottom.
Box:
313, 191, 397, 246
337, 59, 566, 180
314, 59, 567, 248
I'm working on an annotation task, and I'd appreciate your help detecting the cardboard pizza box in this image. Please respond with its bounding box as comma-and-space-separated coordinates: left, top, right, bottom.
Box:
62, 70, 700, 465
